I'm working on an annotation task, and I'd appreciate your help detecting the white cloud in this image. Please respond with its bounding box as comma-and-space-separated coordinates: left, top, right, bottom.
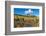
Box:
25, 9, 33, 15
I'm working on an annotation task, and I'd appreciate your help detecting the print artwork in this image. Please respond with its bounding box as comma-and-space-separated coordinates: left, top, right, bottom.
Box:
14, 8, 39, 28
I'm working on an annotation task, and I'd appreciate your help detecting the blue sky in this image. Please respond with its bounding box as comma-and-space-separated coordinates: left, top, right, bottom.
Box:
14, 8, 39, 16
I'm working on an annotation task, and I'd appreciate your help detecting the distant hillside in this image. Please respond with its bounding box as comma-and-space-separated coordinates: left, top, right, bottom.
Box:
14, 14, 37, 17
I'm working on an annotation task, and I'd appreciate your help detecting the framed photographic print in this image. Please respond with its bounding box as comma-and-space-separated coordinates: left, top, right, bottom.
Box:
5, 1, 45, 35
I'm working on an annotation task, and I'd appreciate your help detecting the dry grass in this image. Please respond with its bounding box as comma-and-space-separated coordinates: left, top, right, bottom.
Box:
14, 15, 39, 28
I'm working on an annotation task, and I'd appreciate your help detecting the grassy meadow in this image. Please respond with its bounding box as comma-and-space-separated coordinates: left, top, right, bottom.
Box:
14, 14, 39, 28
